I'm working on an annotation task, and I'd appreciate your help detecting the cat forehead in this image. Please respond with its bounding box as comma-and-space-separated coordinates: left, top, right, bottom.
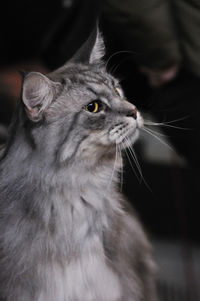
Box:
46, 64, 121, 118
55, 64, 118, 88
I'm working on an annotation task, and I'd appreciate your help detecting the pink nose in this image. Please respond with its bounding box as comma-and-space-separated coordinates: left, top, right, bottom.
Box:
132, 108, 137, 119
127, 108, 137, 119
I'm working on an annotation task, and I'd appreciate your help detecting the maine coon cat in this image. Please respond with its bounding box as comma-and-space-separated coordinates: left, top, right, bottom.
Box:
0, 28, 157, 301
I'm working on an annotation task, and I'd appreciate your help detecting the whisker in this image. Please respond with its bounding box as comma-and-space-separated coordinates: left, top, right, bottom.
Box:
124, 137, 143, 183
142, 126, 168, 137
130, 144, 153, 193
145, 115, 191, 124
105, 50, 134, 70
144, 121, 192, 131
111, 57, 131, 74
121, 140, 141, 183
142, 127, 175, 152
122, 137, 153, 193
144, 115, 192, 129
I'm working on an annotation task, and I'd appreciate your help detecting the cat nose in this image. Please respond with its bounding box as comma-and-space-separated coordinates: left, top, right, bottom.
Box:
126, 108, 137, 120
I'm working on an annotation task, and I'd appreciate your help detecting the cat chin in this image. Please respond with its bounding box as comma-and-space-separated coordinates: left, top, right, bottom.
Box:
116, 128, 140, 147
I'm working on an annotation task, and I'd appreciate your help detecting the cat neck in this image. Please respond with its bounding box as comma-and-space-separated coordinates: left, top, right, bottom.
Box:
1, 130, 122, 206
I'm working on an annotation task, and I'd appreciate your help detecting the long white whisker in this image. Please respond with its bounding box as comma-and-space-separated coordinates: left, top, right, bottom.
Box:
111, 57, 130, 74
142, 127, 167, 138
121, 140, 141, 182
142, 127, 175, 152
142, 126, 168, 137
144, 115, 191, 124
123, 137, 153, 193
105, 50, 134, 70
144, 121, 192, 131
129, 146, 143, 180
124, 137, 143, 183
129, 144, 153, 193
143, 114, 193, 130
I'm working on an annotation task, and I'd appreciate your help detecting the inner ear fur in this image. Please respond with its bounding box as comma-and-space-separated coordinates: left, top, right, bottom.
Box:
22, 72, 61, 122
67, 26, 105, 65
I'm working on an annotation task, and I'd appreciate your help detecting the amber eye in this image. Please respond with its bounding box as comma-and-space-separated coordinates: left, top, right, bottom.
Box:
84, 101, 102, 113
114, 87, 122, 97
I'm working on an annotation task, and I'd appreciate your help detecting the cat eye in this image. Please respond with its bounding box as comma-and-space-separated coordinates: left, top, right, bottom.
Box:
114, 87, 122, 97
84, 100, 102, 113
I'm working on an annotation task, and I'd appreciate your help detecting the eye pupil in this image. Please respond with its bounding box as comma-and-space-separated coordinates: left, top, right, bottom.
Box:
85, 101, 100, 113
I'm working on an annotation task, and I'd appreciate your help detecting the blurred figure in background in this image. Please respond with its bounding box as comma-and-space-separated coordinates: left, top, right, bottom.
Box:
101, 0, 200, 168
101, 5, 200, 299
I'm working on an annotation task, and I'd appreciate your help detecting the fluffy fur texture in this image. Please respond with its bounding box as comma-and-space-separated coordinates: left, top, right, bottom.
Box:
0, 28, 157, 301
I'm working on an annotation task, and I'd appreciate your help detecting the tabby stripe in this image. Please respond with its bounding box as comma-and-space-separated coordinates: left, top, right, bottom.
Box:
54, 112, 81, 162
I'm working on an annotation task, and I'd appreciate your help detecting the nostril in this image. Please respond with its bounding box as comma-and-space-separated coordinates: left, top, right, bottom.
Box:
133, 108, 137, 119
127, 108, 137, 119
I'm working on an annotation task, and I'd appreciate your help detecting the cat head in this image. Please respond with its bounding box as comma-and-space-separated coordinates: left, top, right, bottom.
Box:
21, 27, 143, 164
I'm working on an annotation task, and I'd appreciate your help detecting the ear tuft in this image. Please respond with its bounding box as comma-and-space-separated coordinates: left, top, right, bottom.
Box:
69, 26, 105, 65
89, 28, 105, 64
22, 72, 61, 122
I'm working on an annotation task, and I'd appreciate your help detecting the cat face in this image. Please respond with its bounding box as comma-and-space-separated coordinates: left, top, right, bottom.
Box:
21, 28, 143, 163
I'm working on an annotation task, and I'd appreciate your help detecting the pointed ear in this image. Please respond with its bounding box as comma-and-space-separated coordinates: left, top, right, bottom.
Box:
89, 28, 105, 64
70, 26, 105, 65
22, 72, 61, 122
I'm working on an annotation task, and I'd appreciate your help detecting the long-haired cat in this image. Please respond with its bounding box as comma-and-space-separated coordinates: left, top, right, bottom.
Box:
0, 28, 157, 301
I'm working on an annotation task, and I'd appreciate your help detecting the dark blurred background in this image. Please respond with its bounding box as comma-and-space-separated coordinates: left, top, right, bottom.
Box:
0, 1, 200, 300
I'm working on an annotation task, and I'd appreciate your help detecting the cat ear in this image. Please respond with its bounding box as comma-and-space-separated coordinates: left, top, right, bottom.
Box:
22, 72, 61, 122
89, 28, 105, 64
70, 26, 105, 65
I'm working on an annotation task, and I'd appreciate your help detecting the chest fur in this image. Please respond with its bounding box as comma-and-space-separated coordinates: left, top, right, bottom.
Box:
37, 197, 121, 301
36, 193, 121, 301
37, 241, 121, 301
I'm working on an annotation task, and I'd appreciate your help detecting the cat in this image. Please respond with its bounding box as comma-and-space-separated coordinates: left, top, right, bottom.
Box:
0, 28, 157, 301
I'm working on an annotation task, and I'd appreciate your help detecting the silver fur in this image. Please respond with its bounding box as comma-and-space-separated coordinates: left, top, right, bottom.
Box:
0, 29, 157, 301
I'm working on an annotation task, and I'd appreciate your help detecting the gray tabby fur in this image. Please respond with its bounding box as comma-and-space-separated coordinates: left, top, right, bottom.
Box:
0, 29, 157, 301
